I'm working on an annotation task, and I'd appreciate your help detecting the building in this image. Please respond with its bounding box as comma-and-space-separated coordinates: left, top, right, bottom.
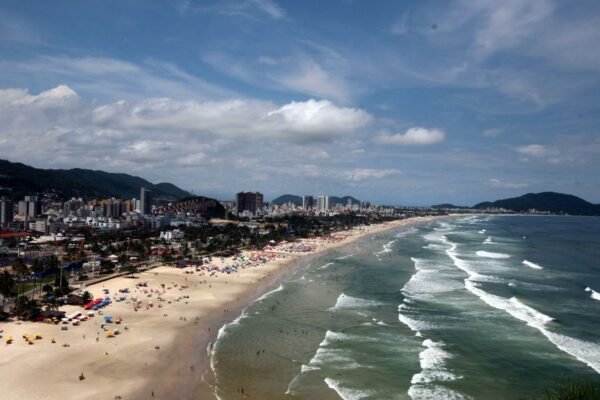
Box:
17, 195, 41, 220
140, 187, 152, 215
236, 192, 264, 215
317, 195, 329, 212
0, 197, 14, 226
302, 195, 314, 210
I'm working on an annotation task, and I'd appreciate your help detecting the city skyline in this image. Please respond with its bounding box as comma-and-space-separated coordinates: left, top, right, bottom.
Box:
1, 1, 600, 205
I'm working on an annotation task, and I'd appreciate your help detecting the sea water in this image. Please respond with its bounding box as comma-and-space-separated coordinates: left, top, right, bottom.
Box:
210, 216, 600, 399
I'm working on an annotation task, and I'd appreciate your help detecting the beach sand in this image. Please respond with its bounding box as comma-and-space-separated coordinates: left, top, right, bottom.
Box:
0, 216, 439, 400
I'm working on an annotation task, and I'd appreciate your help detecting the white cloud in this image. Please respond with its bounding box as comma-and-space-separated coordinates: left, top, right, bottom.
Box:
250, 0, 286, 19
375, 127, 445, 146
270, 60, 351, 103
486, 178, 529, 189
516, 144, 558, 158
0, 85, 373, 179
92, 97, 371, 142
482, 128, 502, 137
341, 168, 400, 182
470, 0, 554, 58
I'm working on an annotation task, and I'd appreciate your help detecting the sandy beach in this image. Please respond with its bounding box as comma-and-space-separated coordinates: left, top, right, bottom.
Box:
0, 216, 440, 400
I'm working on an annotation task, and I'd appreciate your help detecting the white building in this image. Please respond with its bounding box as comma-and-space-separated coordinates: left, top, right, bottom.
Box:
317, 196, 329, 212
160, 229, 185, 241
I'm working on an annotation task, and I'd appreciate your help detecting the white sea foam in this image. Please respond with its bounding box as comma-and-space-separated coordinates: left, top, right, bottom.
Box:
254, 284, 284, 302
329, 292, 383, 311
476, 250, 511, 259
586, 287, 600, 301
408, 385, 472, 400
321, 330, 376, 346
318, 262, 335, 270
539, 329, 600, 374
448, 240, 600, 374
478, 229, 486, 234
336, 254, 355, 260
483, 236, 494, 244
324, 378, 375, 400
375, 239, 396, 256
310, 348, 362, 369
396, 227, 419, 237
523, 260, 543, 270
402, 258, 463, 298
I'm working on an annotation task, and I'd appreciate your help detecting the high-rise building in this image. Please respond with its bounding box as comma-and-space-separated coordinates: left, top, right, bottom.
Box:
236, 192, 264, 215
302, 195, 314, 210
0, 197, 14, 225
140, 187, 152, 215
317, 195, 329, 212
17, 195, 41, 220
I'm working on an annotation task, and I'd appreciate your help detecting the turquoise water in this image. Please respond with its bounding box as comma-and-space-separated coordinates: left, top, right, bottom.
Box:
210, 216, 600, 399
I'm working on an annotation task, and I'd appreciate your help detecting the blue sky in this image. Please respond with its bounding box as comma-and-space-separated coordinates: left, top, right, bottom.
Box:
1, 0, 599, 205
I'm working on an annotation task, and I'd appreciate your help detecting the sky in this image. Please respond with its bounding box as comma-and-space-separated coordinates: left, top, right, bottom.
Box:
1, 0, 599, 206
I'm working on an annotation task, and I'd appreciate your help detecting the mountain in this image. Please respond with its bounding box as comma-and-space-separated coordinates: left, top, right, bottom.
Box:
0, 159, 191, 202
329, 196, 361, 206
431, 203, 469, 209
270, 194, 303, 206
474, 192, 600, 215
270, 194, 361, 207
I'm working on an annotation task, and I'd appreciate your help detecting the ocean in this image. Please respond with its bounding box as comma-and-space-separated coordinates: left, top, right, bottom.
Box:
209, 215, 600, 399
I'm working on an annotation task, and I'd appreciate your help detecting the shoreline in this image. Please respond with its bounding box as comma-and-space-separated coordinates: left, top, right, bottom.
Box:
191, 215, 442, 400
0, 216, 442, 400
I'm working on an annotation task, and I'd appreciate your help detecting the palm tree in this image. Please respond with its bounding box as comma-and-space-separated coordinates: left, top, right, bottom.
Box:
31, 259, 45, 300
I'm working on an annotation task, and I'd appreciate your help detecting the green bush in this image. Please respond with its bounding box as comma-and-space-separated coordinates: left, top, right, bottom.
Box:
542, 382, 600, 400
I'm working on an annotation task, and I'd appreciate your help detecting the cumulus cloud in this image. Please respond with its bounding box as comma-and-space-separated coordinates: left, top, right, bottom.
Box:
516, 144, 558, 158
375, 127, 445, 146
0, 85, 375, 180
92, 97, 371, 142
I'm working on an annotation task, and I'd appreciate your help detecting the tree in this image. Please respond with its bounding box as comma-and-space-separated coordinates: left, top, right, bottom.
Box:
81, 291, 92, 303
100, 259, 114, 274
54, 268, 69, 296
42, 283, 54, 296
14, 296, 41, 320
12, 258, 29, 302
31, 259, 45, 299
0, 270, 15, 312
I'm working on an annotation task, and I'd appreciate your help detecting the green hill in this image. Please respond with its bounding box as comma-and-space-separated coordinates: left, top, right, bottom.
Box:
474, 192, 600, 215
0, 159, 191, 202
270, 194, 303, 206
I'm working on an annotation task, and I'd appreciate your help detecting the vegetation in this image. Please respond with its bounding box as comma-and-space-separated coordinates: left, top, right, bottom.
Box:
541, 382, 600, 400
0, 158, 190, 201
475, 192, 600, 215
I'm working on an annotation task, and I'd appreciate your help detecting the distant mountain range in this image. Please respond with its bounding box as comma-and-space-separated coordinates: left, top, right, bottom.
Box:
431, 203, 468, 209
270, 194, 361, 207
474, 192, 600, 216
0, 159, 191, 202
